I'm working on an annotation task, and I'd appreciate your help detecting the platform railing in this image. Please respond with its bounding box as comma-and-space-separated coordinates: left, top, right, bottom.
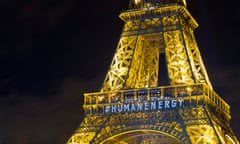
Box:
83, 83, 230, 116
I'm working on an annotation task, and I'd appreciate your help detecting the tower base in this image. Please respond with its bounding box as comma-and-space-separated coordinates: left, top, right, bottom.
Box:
67, 84, 239, 144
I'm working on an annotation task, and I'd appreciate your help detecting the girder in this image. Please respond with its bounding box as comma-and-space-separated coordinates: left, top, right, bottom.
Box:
67, 1, 239, 144
102, 6, 212, 91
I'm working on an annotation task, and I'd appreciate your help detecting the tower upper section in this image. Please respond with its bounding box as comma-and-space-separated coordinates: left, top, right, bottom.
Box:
101, 3, 211, 92
129, 0, 187, 9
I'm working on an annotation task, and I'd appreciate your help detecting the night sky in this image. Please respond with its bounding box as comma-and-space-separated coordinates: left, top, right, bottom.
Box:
0, 0, 239, 143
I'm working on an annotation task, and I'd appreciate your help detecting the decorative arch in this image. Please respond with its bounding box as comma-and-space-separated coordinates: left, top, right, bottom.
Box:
93, 124, 188, 144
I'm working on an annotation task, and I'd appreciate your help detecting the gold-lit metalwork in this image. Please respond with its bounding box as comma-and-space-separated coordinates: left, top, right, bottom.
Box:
67, 0, 239, 143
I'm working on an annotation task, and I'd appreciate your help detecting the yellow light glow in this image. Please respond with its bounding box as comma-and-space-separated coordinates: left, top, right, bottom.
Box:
186, 87, 192, 93
98, 95, 104, 102
134, 0, 141, 5
225, 134, 235, 144
183, 0, 187, 6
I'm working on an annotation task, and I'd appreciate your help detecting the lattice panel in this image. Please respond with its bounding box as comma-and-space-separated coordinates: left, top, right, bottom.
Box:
181, 17, 212, 87
179, 107, 206, 120
214, 122, 238, 144
141, 18, 161, 29
126, 33, 162, 88
81, 116, 107, 126
164, 30, 194, 85
106, 111, 179, 125
163, 15, 179, 26
187, 125, 219, 144
102, 36, 137, 91
67, 132, 95, 144
123, 20, 140, 31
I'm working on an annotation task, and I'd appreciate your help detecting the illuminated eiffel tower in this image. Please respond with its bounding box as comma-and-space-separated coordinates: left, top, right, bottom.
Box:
67, 0, 239, 143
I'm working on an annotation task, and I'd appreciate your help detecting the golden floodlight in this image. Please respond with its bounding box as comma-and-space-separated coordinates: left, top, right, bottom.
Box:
183, 0, 187, 6
134, 0, 141, 5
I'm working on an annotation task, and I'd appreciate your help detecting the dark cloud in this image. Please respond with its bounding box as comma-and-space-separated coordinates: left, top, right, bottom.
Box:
0, 76, 103, 144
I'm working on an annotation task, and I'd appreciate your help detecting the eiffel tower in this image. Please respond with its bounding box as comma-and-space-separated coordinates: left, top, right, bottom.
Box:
67, 0, 239, 143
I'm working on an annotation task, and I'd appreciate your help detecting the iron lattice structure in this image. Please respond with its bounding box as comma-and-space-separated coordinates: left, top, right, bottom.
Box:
67, 0, 239, 143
